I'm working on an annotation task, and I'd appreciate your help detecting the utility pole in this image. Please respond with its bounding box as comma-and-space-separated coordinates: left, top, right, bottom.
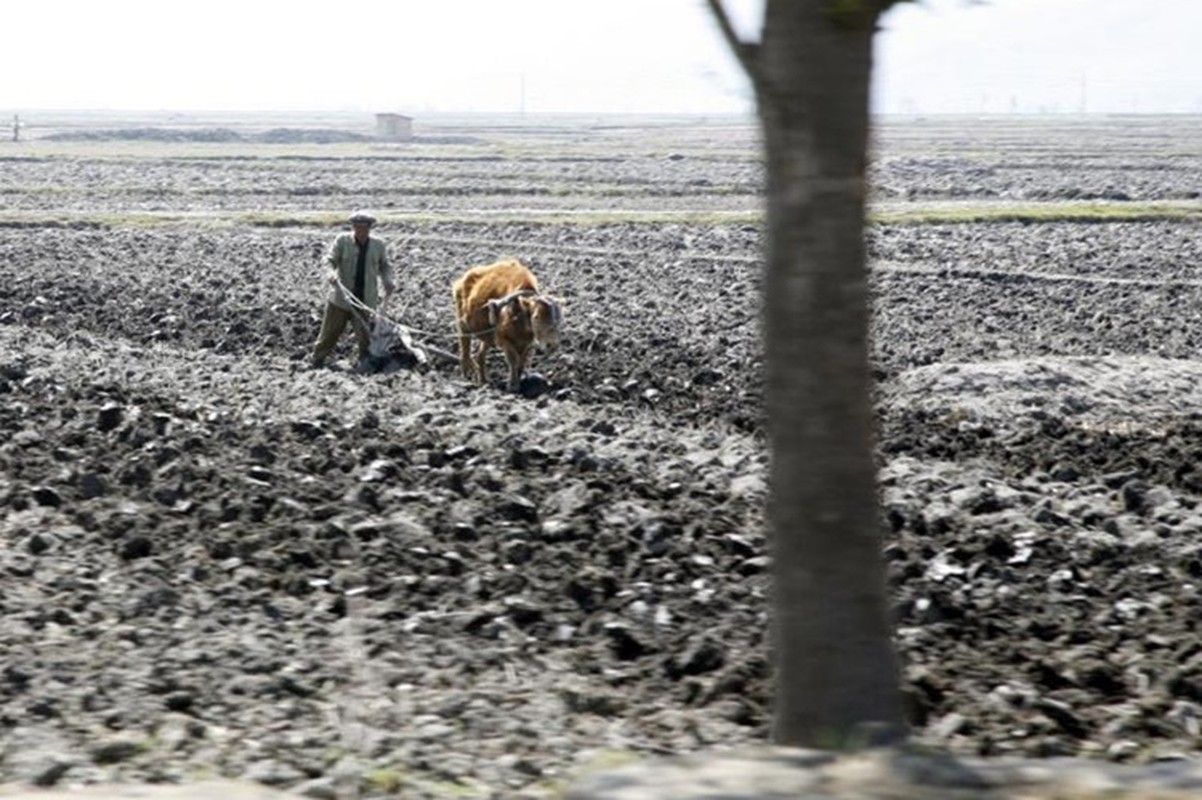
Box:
11, 114, 19, 143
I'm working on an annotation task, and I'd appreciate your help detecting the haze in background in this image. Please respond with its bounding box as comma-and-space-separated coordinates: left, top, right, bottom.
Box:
875, 0, 1202, 114
1, 0, 1197, 115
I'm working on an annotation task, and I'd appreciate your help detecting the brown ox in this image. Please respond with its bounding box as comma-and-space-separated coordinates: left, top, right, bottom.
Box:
452, 258, 562, 392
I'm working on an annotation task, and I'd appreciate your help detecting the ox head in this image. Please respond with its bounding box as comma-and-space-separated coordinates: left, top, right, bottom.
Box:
528, 295, 562, 352
486, 294, 522, 330
486, 293, 562, 352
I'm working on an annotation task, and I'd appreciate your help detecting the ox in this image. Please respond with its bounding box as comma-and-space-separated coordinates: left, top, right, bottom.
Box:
452, 258, 562, 392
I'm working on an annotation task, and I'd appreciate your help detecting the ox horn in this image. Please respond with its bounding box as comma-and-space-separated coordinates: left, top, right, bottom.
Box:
541, 296, 563, 326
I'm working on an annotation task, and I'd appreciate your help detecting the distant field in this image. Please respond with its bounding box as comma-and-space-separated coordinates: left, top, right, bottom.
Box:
3, 111, 1199, 225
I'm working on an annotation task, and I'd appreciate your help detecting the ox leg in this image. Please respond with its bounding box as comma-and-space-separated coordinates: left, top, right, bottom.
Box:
458, 330, 474, 381
473, 340, 491, 386
519, 348, 533, 389
504, 345, 525, 393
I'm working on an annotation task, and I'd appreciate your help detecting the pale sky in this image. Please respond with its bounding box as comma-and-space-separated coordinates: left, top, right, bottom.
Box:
2, 0, 1199, 115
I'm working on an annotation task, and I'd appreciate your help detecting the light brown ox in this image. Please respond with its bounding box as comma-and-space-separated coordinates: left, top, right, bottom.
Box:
452, 258, 562, 392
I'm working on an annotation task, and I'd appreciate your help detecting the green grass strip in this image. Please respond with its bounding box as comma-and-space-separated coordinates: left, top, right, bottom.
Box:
871, 201, 1202, 225
2, 201, 1199, 231
0, 209, 764, 229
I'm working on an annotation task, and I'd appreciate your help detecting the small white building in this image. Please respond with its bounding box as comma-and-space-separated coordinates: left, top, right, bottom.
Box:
375, 113, 413, 141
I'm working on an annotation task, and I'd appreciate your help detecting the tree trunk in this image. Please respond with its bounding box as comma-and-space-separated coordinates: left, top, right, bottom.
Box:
756, 0, 906, 747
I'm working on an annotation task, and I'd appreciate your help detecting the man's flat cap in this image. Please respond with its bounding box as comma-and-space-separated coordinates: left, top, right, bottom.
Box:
349, 211, 377, 225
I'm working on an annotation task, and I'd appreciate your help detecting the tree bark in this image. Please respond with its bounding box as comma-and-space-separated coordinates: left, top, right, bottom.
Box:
754, 0, 906, 747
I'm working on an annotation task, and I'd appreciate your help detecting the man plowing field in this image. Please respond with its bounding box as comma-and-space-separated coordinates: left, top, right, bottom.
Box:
311, 210, 397, 370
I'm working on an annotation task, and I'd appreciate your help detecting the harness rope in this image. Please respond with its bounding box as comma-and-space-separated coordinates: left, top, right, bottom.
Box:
326, 279, 558, 344
329, 279, 466, 342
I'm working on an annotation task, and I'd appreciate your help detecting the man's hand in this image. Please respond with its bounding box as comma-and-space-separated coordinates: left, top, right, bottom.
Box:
326, 272, 339, 287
